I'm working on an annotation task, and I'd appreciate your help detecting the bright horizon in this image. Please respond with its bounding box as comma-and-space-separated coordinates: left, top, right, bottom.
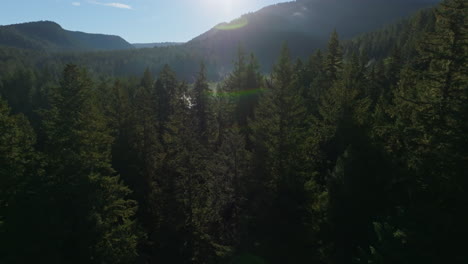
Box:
0, 0, 291, 43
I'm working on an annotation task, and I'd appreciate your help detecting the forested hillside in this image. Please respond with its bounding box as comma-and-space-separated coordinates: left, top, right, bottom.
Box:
188, 0, 440, 70
0, 21, 134, 52
0, 0, 440, 81
0, 0, 467, 263
133, 42, 183, 49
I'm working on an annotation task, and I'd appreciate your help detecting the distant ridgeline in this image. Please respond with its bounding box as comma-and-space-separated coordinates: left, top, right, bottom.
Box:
132, 42, 183, 49
0, 0, 440, 81
186, 0, 440, 72
0, 21, 134, 52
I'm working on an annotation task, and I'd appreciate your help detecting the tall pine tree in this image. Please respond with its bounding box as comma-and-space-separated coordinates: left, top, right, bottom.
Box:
40, 65, 139, 264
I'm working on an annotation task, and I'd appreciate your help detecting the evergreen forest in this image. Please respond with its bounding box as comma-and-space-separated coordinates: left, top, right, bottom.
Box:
0, 0, 467, 263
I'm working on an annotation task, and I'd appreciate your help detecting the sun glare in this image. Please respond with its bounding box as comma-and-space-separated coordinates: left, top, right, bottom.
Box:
202, 0, 235, 16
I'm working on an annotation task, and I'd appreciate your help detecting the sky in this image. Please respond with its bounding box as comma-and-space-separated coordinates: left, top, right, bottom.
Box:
0, 0, 291, 43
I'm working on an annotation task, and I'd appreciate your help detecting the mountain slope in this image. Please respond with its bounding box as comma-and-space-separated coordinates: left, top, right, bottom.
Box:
188, 0, 440, 70
0, 21, 134, 52
133, 42, 183, 49
0, 0, 441, 81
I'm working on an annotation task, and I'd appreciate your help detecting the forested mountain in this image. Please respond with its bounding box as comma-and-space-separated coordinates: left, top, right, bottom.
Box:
133, 42, 183, 49
0, 21, 134, 52
0, 0, 466, 263
0, 0, 440, 80
188, 0, 440, 70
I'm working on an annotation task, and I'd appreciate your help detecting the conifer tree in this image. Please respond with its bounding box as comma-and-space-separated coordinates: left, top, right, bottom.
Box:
130, 68, 159, 215
40, 65, 139, 263
163, 80, 218, 263
1, 3, 466, 262
306, 49, 327, 101
386, 0, 468, 261
193, 62, 215, 145
154, 65, 179, 136
216, 48, 248, 134
102, 80, 135, 183
212, 128, 251, 247
325, 30, 344, 82
0, 97, 39, 263
218, 50, 263, 146
312, 48, 376, 264
250, 45, 314, 263
238, 54, 263, 129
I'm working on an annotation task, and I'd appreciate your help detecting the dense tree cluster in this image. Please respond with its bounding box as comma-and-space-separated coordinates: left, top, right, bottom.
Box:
0, 1, 466, 263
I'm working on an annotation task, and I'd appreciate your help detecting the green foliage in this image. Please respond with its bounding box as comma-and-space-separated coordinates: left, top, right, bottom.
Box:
354, 222, 409, 264
0, 21, 134, 52
0, 97, 38, 263
193, 62, 216, 144
38, 65, 139, 263
326, 30, 344, 82
1, 2, 466, 263
375, 1, 468, 262
248, 45, 317, 263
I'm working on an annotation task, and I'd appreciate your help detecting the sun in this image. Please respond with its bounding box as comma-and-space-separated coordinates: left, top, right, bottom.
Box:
202, 0, 235, 16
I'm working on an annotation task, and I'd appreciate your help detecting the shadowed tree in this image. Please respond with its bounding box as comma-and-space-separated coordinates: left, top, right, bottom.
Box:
39, 65, 140, 264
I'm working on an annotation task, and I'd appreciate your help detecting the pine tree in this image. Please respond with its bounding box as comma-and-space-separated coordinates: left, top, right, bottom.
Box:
238, 54, 262, 129
313, 52, 371, 164
0, 67, 36, 116
306, 50, 327, 104
102, 80, 135, 184
217, 50, 263, 146
154, 64, 179, 136
380, 0, 468, 262
193, 62, 214, 145
40, 65, 139, 263
163, 81, 218, 263
325, 30, 344, 82
312, 48, 377, 264
210, 127, 251, 256
249, 45, 315, 263
131, 69, 161, 210
0, 97, 39, 263
392, 0, 467, 194
216, 48, 248, 135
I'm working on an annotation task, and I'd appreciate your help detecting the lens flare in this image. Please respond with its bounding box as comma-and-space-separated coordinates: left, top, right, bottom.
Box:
215, 17, 249, 30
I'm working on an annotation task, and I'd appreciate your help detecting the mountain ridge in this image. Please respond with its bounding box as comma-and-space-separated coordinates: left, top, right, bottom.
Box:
0, 21, 134, 52
187, 0, 440, 70
0, 0, 442, 80
132, 42, 183, 49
